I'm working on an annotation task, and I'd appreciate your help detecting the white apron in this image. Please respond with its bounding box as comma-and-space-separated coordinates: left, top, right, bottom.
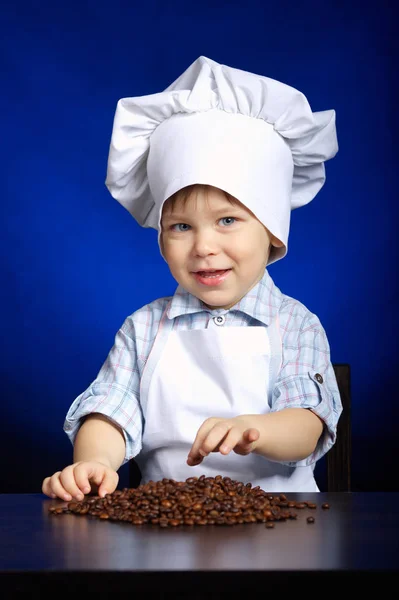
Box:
135, 307, 319, 492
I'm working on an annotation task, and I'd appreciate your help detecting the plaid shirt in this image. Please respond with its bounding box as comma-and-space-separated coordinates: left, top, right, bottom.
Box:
64, 269, 342, 467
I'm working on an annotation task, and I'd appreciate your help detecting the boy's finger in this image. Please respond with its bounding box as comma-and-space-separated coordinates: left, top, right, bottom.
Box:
42, 476, 56, 498
218, 427, 244, 454
234, 429, 260, 454
187, 454, 203, 466
97, 470, 119, 498
244, 428, 260, 443
199, 421, 232, 456
187, 419, 217, 465
59, 466, 86, 501
49, 472, 74, 501
73, 464, 94, 495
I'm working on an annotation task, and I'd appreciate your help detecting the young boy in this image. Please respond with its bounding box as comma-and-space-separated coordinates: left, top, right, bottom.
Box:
42, 56, 342, 501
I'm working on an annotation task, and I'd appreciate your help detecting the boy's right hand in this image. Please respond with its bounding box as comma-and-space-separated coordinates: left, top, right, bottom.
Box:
42, 461, 119, 501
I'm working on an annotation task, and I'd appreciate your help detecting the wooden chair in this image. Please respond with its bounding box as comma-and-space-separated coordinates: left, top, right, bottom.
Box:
129, 363, 352, 492
326, 363, 351, 491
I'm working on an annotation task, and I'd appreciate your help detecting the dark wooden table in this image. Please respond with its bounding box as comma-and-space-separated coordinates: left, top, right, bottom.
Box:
1, 492, 398, 597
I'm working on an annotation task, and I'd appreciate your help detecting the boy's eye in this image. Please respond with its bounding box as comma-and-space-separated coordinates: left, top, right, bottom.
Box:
219, 217, 236, 226
171, 223, 191, 232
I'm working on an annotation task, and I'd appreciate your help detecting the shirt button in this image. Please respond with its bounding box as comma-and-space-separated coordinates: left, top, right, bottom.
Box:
213, 315, 225, 326
315, 373, 324, 384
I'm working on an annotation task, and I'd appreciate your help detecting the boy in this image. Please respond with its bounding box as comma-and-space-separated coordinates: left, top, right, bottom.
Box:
42, 56, 342, 501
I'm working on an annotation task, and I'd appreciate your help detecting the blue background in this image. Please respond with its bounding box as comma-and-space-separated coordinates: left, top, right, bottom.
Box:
2, 0, 397, 492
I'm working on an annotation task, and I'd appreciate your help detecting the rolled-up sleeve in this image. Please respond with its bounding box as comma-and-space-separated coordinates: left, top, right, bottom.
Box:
63, 323, 143, 464
271, 312, 343, 466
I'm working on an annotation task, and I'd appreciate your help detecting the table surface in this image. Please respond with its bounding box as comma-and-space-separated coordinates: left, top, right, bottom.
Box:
1, 492, 399, 595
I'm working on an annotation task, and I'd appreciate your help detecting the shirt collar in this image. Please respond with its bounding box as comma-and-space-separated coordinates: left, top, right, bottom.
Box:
166, 269, 282, 326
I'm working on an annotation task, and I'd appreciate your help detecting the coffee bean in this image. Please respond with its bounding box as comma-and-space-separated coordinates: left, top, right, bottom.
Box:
322, 503, 330, 509
307, 516, 315, 523
48, 476, 328, 529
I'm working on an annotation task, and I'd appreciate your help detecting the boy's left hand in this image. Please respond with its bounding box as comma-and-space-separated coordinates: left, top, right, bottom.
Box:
187, 416, 260, 466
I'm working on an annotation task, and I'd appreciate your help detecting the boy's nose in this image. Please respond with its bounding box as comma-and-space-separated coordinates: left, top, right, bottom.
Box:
192, 231, 219, 257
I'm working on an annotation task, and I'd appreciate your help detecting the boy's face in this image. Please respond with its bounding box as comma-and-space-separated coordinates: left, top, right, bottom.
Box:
161, 186, 280, 310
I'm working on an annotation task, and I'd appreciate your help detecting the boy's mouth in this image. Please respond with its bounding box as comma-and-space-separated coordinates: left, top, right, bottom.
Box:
194, 268, 231, 276
192, 269, 232, 286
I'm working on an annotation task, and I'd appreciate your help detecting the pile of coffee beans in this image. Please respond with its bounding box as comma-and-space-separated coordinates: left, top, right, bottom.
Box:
49, 475, 329, 527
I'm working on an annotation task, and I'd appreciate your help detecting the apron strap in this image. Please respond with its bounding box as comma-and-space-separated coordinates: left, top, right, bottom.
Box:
267, 314, 282, 407
139, 300, 173, 416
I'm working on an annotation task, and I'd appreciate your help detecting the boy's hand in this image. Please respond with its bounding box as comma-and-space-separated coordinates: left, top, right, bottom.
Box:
42, 461, 119, 501
187, 416, 260, 466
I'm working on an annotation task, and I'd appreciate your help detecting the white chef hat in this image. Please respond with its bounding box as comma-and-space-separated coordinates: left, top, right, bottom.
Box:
105, 56, 338, 264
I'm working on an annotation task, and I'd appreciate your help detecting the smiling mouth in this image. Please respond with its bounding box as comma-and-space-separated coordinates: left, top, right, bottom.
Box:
194, 269, 231, 278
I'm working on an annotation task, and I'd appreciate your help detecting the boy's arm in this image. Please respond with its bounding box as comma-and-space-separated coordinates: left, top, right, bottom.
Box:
268, 312, 342, 465
187, 409, 323, 466
73, 413, 126, 470
42, 414, 126, 500
234, 409, 323, 462
63, 318, 148, 466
